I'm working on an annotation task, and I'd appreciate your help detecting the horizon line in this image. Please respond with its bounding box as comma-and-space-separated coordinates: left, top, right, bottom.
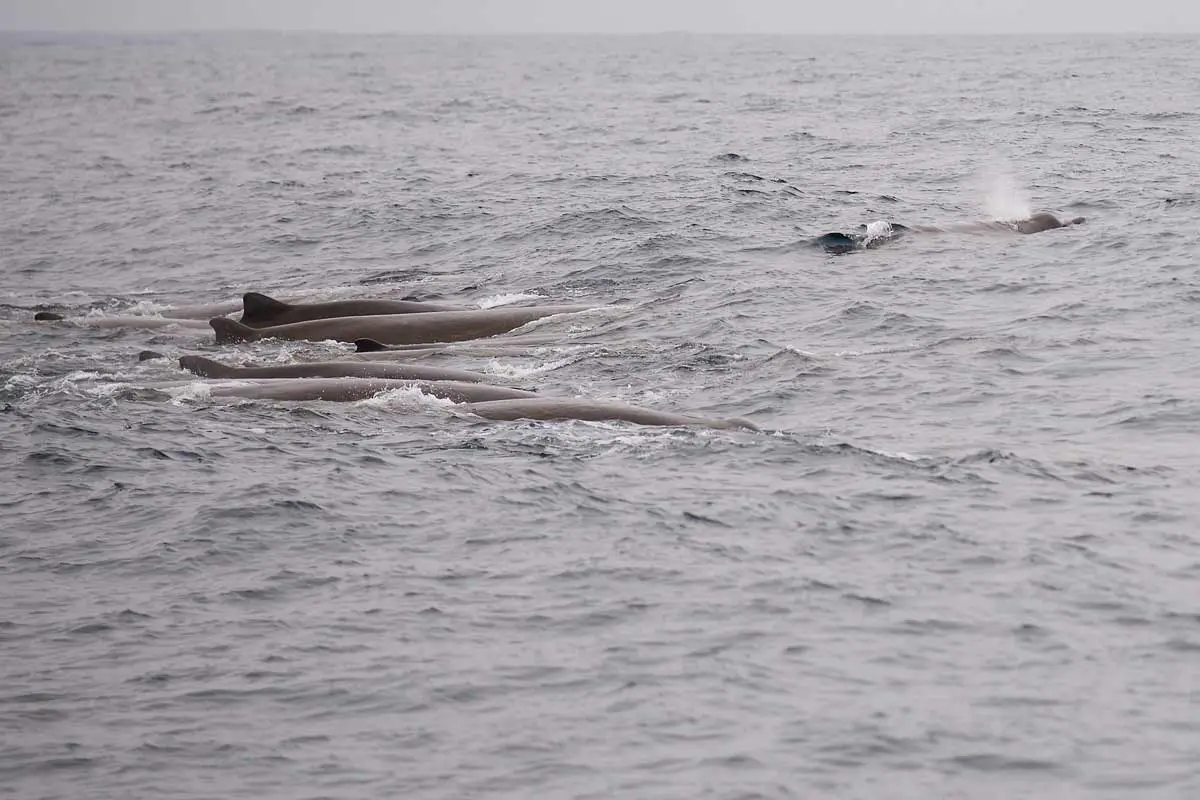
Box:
1, 27, 1196, 37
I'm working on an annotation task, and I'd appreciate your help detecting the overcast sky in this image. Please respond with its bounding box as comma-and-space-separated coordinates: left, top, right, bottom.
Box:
1, 0, 1197, 35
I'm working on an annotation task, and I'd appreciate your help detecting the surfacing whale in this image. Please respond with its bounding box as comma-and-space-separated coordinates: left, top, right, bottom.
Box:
178, 355, 495, 384
461, 398, 759, 431
197, 377, 535, 404
353, 332, 575, 354
210, 305, 593, 346
158, 299, 250, 320
35, 312, 211, 330
1013, 212, 1086, 234
811, 213, 1086, 253
239, 292, 463, 328
166, 380, 756, 430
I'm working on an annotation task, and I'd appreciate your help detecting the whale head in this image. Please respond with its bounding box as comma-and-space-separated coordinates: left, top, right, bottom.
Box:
1016, 213, 1086, 234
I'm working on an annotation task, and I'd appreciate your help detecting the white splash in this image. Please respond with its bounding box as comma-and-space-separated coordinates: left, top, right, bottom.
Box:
482, 354, 583, 380
164, 381, 217, 401
476, 292, 544, 309
862, 220, 894, 246
3, 374, 41, 392
123, 299, 173, 317
355, 386, 458, 412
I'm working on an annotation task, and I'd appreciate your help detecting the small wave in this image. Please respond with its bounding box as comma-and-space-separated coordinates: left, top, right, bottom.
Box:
518, 207, 657, 240
354, 386, 458, 412
506, 305, 623, 339
160, 381, 223, 403
475, 293, 544, 309
482, 354, 585, 381
3, 374, 42, 393
119, 300, 184, 317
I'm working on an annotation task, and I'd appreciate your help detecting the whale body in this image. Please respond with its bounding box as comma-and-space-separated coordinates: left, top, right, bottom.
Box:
210, 305, 594, 346
178, 355, 495, 384
239, 292, 463, 328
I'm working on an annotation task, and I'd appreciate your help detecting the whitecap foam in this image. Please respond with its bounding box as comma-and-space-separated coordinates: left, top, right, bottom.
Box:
2, 374, 41, 392
475, 292, 545, 309
61, 370, 105, 383
122, 299, 169, 316
76, 379, 141, 399
355, 385, 460, 413
511, 304, 623, 336
482, 354, 585, 380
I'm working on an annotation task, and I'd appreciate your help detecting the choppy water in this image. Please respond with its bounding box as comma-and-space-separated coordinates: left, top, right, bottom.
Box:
3, 32, 1200, 799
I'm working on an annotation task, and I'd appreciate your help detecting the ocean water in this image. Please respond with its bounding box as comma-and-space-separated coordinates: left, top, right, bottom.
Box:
2, 31, 1199, 799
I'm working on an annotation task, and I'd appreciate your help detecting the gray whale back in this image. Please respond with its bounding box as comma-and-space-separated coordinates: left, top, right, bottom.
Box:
239, 292, 463, 328
210, 305, 593, 346
178, 355, 494, 384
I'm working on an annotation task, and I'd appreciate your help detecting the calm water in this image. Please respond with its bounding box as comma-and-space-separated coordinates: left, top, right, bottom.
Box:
2, 32, 1199, 799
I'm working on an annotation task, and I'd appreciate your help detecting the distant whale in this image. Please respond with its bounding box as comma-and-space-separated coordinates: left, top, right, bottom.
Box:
811, 213, 1086, 253
462, 398, 759, 431
35, 312, 210, 330
153, 378, 757, 430
178, 354, 495, 384
352, 332, 574, 355
158, 299, 252, 320
239, 292, 463, 328
1013, 212, 1086, 234
210, 305, 594, 346
195, 377, 535, 404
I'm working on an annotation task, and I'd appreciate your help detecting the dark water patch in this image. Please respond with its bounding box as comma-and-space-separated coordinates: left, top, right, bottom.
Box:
222, 587, 284, 602
946, 753, 1067, 773
25, 449, 78, 467
300, 144, 367, 156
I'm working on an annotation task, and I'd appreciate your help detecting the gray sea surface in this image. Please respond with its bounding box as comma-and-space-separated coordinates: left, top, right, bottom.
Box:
2, 32, 1199, 799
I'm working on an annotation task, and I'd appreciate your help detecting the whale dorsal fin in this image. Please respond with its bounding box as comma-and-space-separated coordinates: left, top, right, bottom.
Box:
35, 311, 65, 321
240, 292, 291, 325
210, 317, 259, 344
355, 338, 388, 353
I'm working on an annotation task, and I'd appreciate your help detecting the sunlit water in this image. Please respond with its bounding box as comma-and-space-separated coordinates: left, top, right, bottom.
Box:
2, 32, 1199, 799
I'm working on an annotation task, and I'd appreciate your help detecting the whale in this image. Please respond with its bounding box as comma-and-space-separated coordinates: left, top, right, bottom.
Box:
158, 299, 250, 319
35, 312, 211, 330
191, 377, 536, 403
352, 334, 568, 353
460, 398, 759, 431
349, 343, 563, 361
150, 380, 756, 429
209, 305, 594, 346
178, 354, 495, 384
1013, 212, 1086, 234
811, 213, 1086, 253
239, 292, 463, 328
